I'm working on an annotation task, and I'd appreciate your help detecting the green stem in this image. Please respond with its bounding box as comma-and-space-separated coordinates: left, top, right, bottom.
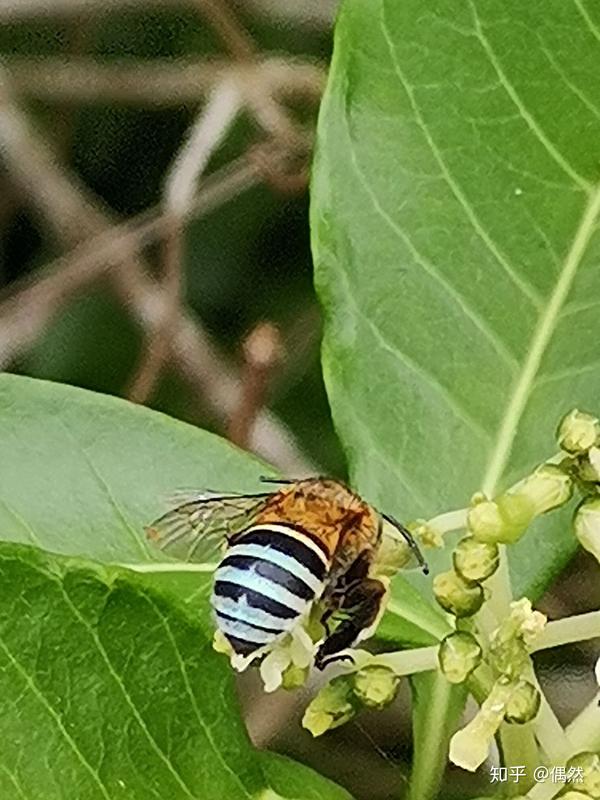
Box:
407, 673, 465, 800
120, 562, 217, 572
499, 722, 539, 795
532, 610, 600, 651
476, 545, 542, 778
352, 645, 439, 675
566, 689, 600, 751
526, 690, 600, 799
428, 507, 468, 534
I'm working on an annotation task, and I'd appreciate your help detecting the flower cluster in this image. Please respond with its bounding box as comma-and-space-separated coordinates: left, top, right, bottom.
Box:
210, 407, 600, 795
447, 599, 546, 771
303, 664, 401, 736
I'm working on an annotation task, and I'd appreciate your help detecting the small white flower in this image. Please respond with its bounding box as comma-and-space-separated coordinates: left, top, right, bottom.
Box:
258, 616, 321, 693
449, 680, 515, 771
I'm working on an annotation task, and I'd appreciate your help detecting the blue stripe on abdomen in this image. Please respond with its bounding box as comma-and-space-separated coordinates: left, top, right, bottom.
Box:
223, 541, 323, 594
210, 523, 327, 656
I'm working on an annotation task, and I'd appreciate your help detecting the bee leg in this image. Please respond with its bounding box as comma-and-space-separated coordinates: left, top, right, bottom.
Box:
314, 578, 386, 670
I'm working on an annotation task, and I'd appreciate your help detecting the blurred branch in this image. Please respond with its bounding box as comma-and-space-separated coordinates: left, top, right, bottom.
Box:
194, 0, 257, 61
3, 56, 325, 107
128, 78, 242, 403
0, 78, 315, 475
0, 0, 176, 19
228, 322, 284, 448
0, 0, 335, 27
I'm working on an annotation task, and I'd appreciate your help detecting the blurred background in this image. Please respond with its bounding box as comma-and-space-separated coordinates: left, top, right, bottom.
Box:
0, 3, 598, 799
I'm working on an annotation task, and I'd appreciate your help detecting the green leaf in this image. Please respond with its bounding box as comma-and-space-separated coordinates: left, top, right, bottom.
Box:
0, 374, 268, 564
0, 543, 352, 800
0, 374, 444, 645
311, 0, 600, 600
407, 674, 467, 800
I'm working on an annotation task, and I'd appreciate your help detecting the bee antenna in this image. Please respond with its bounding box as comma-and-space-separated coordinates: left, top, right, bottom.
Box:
382, 513, 429, 575
258, 475, 295, 485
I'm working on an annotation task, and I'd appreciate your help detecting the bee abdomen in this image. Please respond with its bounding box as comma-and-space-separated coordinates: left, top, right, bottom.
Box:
211, 523, 328, 657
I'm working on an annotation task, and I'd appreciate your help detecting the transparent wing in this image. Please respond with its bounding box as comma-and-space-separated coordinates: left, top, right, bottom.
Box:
376, 514, 429, 575
145, 491, 273, 563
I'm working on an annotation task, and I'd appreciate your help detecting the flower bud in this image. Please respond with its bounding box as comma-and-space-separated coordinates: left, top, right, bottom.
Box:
449, 679, 514, 771
578, 447, 600, 484
433, 570, 484, 618
566, 752, 600, 797
504, 680, 540, 723
453, 536, 499, 582
574, 498, 600, 564
509, 598, 547, 646
558, 409, 600, 454
281, 663, 309, 691
489, 599, 546, 679
411, 520, 444, 549
438, 631, 482, 683
213, 629, 233, 655
373, 519, 415, 576
512, 464, 573, 517
353, 666, 400, 710
302, 675, 358, 737
468, 495, 533, 544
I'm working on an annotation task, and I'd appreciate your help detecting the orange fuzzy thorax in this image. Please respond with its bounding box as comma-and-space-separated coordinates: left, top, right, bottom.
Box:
254, 478, 379, 561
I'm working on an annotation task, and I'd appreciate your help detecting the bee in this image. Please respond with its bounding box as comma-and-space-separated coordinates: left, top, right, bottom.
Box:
146, 477, 428, 670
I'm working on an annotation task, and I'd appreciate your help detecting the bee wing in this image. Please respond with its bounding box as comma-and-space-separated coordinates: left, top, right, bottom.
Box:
145, 491, 273, 563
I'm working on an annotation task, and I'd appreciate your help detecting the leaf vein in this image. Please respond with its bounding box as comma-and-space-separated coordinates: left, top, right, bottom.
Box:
143, 593, 253, 800
380, 0, 546, 307
343, 115, 521, 371
0, 634, 112, 800
331, 257, 492, 444
468, 0, 591, 191
56, 418, 149, 560
55, 580, 200, 800
573, 0, 600, 45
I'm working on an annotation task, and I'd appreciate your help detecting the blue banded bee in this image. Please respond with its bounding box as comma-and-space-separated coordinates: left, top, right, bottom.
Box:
147, 477, 427, 670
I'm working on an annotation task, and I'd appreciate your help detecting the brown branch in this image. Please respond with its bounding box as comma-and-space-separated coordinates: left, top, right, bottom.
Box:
0, 81, 315, 473
0, 0, 335, 28
194, 0, 257, 61
127, 78, 243, 403
3, 57, 325, 107
0, 156, 259, 365
228, 322, 284, 448
125, 214, 183, 403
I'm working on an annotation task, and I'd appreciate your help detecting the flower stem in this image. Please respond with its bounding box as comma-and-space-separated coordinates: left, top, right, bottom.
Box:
350, 646, 439, 675
119, 562, 217, 572
526, 691, 600, 799
566, 690, 600, 751
531, 610, 600, 651
427, 507, 468, 534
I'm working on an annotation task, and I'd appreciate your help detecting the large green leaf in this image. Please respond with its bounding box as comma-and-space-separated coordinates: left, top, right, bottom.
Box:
0, 374, 267, 564
0, 543, 352, 800
311, 0, 600, 598
0, 374, 444, 646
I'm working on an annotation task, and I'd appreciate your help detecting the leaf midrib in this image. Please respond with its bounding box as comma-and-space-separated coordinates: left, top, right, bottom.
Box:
482, 184, 600, 495
377, 0, 600, 497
